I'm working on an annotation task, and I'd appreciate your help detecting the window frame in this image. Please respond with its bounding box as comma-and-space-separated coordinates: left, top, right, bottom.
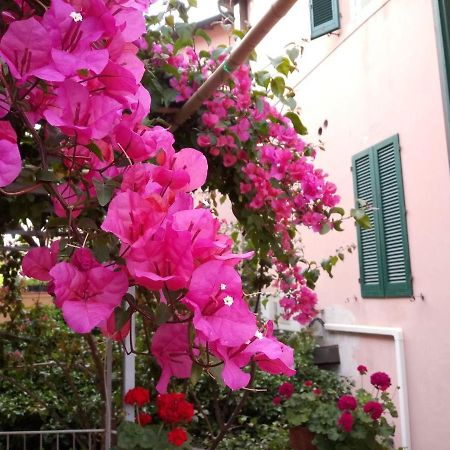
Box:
310, 0, 341, 39
352, 135, 413, 298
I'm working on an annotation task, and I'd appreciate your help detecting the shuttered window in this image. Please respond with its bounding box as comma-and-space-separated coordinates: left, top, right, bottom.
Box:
352, 135, 412, 298
310, 0, 340, 39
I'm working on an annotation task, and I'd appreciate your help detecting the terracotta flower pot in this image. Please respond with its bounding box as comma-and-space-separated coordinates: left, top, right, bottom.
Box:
289, 426, 317, 450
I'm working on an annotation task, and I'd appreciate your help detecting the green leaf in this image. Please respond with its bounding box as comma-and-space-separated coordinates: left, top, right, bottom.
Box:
329, 207, 345, 216
117, 422, 144, 449
276, 57, 294, 76
37, 169, 60, 182
287, 46, 300, 63
173, 36, 193, 54
155, 303, 172, 325
285, 111, 308, 135
270, 76, 285, 97
333, 220, 344, 231
165, 15, 175, 27
319, 222, 331, 235
188, 0, 197, 6
93, 178, 116, 207
255, 70, 271, 88
162, 64, 180, 78
194, 28, 211, 45
351, 208, 372, 229
87, 142, 104, 161
190, 362, 203, 386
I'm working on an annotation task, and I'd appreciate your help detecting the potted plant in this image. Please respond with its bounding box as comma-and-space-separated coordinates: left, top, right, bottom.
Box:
277, 365, 397, 450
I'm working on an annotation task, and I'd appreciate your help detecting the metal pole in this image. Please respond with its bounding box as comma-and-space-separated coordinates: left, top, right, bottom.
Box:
104, 339, 113, 450
123, 287, 136, 422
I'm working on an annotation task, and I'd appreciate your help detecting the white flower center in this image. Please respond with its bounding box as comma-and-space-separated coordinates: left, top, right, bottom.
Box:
70, 11, 83, 22
220, 283, 227, 291
201, 200, 210, 207
223, 295, 234, 306
255, 330, 264, 340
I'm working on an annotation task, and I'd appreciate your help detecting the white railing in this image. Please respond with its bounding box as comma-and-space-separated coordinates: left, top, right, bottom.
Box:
0, 429, 106, 450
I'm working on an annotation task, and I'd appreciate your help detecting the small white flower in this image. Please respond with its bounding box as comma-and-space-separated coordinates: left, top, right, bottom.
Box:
276, 163, 281, 168
220, 283, 227, 291
255, 330, 264, 340
223, 295, 234, 306
70, 11, 83, 22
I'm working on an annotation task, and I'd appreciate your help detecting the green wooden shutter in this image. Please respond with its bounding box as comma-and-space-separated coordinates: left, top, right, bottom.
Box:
352, 135, 412, 298
310, 0, 340, 39
373, 135, 412, 297
352, 149, 384, 297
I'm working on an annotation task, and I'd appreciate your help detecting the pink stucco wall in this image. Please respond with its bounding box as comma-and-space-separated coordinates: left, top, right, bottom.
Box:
248, 0, 450, 449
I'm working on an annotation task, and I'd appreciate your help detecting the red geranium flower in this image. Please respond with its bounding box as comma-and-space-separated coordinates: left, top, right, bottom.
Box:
272, 395, 282, 405
337, 395, 357, 411
168, 428, 188, 447
312, 388, 322, 396
137, 412, 152, 426
357, 364, 368, 375
278, 382, 294, 399
157, 393, 194, 424
363, 401, 384, 420
370, 372, 391, 391
304, 380, 313, 388
124, 386, 150, 407
338, 411, 354, 432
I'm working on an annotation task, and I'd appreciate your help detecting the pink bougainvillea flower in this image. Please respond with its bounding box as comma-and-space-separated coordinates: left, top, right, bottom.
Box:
126, 225, 193, 291
0, 17, 52, 81
22, 241, 59, 282
52, 182, 85, 219
39, 0, 108, 80
44, 80, 121, 143
206, 321, 295, 390
101, 189, 166, 245
184, 260, 256, 347
99, 308, 131, 341
0, 93, 10, 119
171, 147, 208, 191
151, 323, 193, 393
0, 121, 21, 187
49, 248, 128, 333
246, 329, 296, 377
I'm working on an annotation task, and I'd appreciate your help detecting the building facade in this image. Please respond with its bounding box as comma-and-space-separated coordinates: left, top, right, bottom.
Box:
248, 1, 450, 449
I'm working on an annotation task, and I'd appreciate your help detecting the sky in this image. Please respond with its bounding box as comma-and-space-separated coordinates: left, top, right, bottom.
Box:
152, 0, 221, 22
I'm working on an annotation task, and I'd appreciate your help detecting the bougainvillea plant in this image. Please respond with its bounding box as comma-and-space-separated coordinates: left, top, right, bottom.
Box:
0, 0, 368, 447
1, 0, 296, 390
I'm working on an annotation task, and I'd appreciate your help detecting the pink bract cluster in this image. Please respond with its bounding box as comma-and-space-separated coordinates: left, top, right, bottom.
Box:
150, 44, 341, 323
1, 0, 295, 391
